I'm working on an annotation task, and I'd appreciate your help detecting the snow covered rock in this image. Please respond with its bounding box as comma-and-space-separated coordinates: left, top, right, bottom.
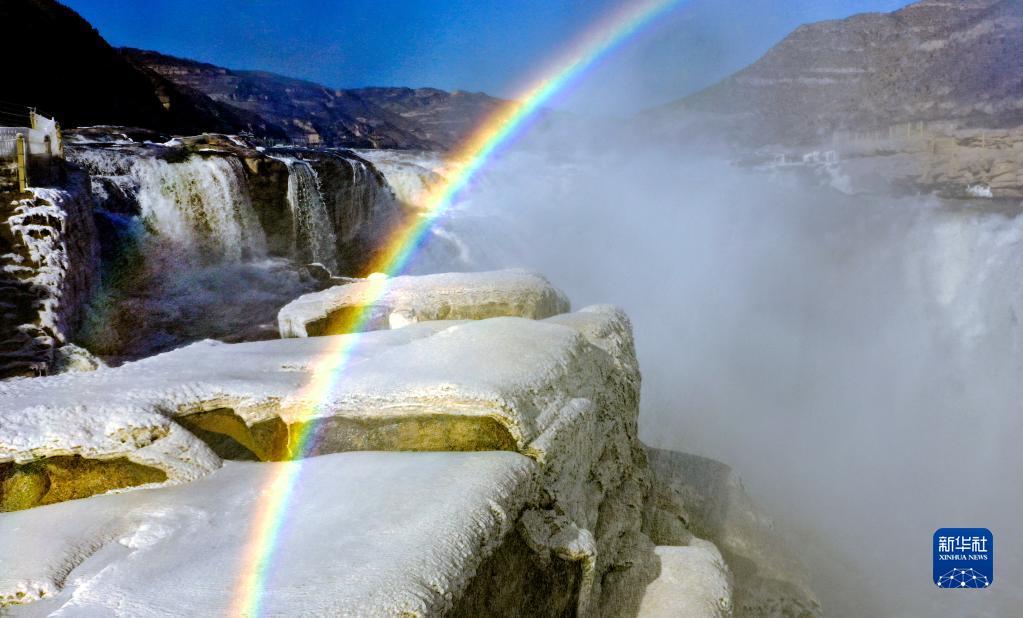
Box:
0, 306, 627, 456
0, 303, 657, 615
277, 269, 570, 337
644, 448, 821, 617
0, 294, 672, 617
0, 173, 100, 379
0, 451, 545, 614
51, 342, 106, 374
0, 323, 455, 467
0, 405, 220, 512
637, 542, 734, 618
0, 314, 609, 459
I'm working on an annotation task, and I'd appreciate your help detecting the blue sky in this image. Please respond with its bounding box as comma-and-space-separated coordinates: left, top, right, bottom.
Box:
63, 0, 911, 114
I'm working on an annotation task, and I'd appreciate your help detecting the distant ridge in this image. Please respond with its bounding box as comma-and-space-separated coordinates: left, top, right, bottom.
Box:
654, 0, 1023, 145
124, 49, 507, 150
0, 0, 503, 149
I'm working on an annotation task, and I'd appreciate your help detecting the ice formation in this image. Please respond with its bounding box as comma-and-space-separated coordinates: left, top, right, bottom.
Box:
0, 175, 99, 377
278, 268, 571, 337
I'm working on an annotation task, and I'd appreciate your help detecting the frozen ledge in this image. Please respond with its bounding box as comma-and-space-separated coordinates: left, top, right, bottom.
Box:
0, 451, 540, 614
277, 269, 570, 337
0, 308, 633, 505
0, 304, 651, 615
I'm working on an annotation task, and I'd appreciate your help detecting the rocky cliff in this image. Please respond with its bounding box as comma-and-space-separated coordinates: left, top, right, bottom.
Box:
657, 0, 1023, 146
649, 0, 1023, 201
353, 87, 507, 150
0, 2, 502, 148
0, 271, 818, 616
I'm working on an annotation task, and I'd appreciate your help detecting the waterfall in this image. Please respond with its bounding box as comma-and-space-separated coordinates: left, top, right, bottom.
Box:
66, 145, 307, 362
354, 148, 496, 274
273, 156, 339, 273
131, 156, 267, 262
355, 149, 445, 208
336, 157, 386, 243
70, 147, 268, 263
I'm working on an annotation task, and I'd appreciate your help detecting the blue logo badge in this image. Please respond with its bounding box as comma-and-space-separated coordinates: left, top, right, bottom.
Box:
934, 528, 993, 588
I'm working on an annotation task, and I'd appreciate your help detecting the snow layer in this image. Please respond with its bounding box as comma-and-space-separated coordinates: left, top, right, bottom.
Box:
0, 317, 599, 453
0, 307, 621, 472
0, 402, 219, 486
0, 451, 538, 614
637, 542, 734, 618
0, 323, 446, 423
278, 269, 570, 337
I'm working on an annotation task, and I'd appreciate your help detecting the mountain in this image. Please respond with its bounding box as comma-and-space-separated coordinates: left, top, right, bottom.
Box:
125, 50, 506, 150
0, 0, 279, 136
352, 88, 507, 149
0, 1, 503, 149
655, 0, 1023, 146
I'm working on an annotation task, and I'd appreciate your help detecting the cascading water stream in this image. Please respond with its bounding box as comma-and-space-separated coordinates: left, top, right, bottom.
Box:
355, 149, 446, 208
70, 147, 268, 263
67, 146, 308, 360
273, 156, 339, 273
131, 156, 268, 263
336, 157, 386, 243
355, 149, 484, 272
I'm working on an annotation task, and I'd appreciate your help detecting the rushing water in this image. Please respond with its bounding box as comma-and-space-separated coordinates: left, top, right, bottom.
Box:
71, 147, 267, 263
334, 156, 391, 245
355, 149, 447, 208
274, 156, 339, 272
68, 146, 312, 360
133, 156, 267, 262
372, 144, 1023, 616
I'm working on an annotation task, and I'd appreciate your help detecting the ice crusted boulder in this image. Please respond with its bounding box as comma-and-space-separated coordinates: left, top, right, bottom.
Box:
0, 304, 658, 615
644, 448, 821, 617
0, 452, 551, 614
51, 342, 106, 374
277, 269, 570, 337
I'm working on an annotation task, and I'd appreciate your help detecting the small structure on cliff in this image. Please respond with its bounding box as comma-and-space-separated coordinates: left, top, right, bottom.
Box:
0, 110, 63, 193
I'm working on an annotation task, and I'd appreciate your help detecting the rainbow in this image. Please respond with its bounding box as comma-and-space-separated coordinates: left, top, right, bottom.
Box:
231, 0, 682, 614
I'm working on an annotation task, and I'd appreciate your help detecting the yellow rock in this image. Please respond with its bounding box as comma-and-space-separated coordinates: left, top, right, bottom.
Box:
0, 456, 167, 512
